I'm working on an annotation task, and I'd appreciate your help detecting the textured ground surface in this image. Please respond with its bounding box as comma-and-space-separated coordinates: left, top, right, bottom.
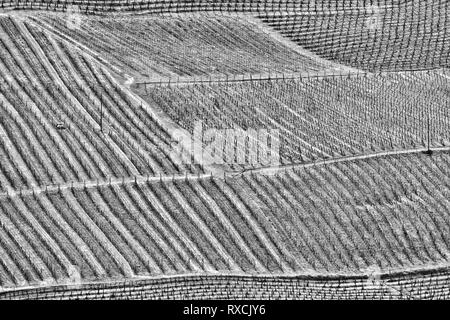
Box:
0, 1, 449, 299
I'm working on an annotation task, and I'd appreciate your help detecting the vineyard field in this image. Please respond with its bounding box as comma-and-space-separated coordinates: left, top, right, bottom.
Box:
2, 270, 450, 300
25, 13, 355, 80
0, 151, 449, 290
138, 69, 450, 168
0, 1, 413, 14
260, 0, 450, 71
0, 15, 200, 193
0, 0, 448, 301
2, 1, 447, 73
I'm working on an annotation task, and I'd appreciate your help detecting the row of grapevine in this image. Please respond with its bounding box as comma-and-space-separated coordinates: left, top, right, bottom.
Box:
142, 69, 450, 168
27, 13, 349, 79
2, 269, 450, 300
260, 0, 450, 71
0, 1, 412, 14
0, 151, 449, 289
0, 16, 198, 192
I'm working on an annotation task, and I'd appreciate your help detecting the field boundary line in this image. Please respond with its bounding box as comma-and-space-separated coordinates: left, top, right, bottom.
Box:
135, 68, 445, 88
1, 260, 449, 297
245, 14, 363, 74
135, 71, 367, 88
1, 146, 449, 199
234, 145, 450, 177
0, 172, 215, 200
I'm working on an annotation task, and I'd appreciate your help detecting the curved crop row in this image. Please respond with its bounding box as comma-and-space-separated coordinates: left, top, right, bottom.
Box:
2, 269, 450, 300
0, 151, 449, 290
1, 1, 412, 14
260, 0, 449, 71
141, 70, 450, 169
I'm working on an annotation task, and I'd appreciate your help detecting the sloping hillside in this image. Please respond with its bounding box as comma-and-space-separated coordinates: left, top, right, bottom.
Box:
1, 151, 450, 290
2, 269, 450, 300
0, 2, 449, 299
260, 0, 449, 71
25, 13, 355, 81
0, 0, 413, 13
0, 15, 204, 193
137, 69, 450, 167
3, 1, 448, 72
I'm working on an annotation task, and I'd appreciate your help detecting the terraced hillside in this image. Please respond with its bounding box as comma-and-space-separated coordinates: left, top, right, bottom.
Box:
136, 69, 450, 168
0, 151, 450, 290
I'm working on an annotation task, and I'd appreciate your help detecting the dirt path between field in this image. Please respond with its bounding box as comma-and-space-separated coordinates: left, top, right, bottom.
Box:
133, 71, 368, 89
133, 68, 445, 88
236, 145, 450, 177
1, 145, 449, 200
0, 173, 214, 199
